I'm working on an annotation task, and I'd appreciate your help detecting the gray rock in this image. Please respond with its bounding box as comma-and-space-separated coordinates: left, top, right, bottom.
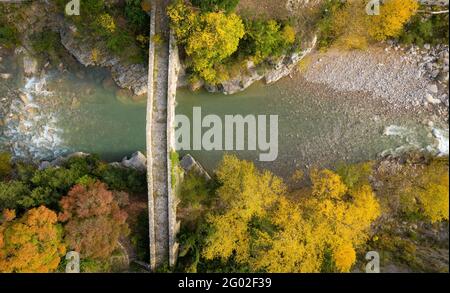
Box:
60, 23, 148, 96
38, 161, 51, 170
19, 93, 31, 105
23, 55, 38, 76
0, 73, 12, 79
427, 83, 439, 94
121, 151, 147, 171
426, 93, 441, 104
180, 154, 211, 180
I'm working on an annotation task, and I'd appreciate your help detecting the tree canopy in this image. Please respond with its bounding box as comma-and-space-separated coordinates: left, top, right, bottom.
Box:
59, 181, 129, 260
0, 206, 66, 273
201, 155, 381, 272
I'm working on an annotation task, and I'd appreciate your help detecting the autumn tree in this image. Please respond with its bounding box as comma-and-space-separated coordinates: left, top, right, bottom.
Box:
59, 181, 129, 261
168, 1, 245, 83
0, 206, 66, 273
369, 0, 419, 41
374, 154, 449, 223
202, 154, 286, 263
202, 156, 381, 273
321, 0, 418, 49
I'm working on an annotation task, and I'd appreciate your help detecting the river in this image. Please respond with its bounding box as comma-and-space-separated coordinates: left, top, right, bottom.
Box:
0, 54, 448, 179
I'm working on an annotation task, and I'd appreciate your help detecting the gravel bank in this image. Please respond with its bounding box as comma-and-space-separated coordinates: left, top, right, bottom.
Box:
303, 45, 449, 119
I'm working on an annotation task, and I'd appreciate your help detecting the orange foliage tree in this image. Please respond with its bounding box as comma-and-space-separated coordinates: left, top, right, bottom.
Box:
59, 181, 129, 261
0, 206, 66, 272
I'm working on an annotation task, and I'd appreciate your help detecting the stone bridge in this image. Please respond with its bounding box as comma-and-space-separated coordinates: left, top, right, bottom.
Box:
146, 0, 180, 271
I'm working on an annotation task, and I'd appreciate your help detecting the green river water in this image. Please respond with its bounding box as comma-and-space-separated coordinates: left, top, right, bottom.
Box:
1, 57, 448, 178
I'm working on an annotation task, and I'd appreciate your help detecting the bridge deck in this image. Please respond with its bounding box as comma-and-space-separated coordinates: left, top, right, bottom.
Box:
146, 0, 172, 270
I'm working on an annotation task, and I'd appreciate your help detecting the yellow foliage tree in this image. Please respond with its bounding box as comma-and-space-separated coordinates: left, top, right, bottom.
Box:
0, 206, 66, 273
303, 172, 381, 271
333, 243, 356, 273
168, 1, 245, 83
332, 0, 371, 49
203, 155, 286, 263
251, 197, 324, 273
369, 0, 419, 41
203, 157, 381, 273
186, 12, 245, 83
415, 159, 449, 223
327, 0, 418, 49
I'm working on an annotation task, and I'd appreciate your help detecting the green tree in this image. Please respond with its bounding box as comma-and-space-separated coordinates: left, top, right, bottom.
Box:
242, 19, 296, 63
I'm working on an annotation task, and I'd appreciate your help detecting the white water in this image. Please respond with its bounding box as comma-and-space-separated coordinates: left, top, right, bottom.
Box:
382, 124, 449, 157
432, 128, 449, 156
4, 75, 66, 160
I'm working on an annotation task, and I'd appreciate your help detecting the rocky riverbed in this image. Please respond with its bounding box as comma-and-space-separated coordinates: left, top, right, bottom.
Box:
303, 44, 449, 121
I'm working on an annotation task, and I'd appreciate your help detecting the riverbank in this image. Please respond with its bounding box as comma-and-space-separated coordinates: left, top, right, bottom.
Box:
302, 44, 449, 117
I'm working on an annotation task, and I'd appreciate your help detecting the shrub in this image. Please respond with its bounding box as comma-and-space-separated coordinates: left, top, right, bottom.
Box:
0, 23, 20, 49
0, 153, 12, 179
107, 31, 134, 54
399, 13, 449, 46
96, 13, 116, 34
0, 181, 30, 211
191, 0, 240, 13
30, 30, 64, 63
125, 0, 150, 34
242, 19, 296, 63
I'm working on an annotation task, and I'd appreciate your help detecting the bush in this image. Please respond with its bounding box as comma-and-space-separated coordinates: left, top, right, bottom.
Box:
0, 153, 12, 179
125, 0, 150, 34
0, 181, 30, 211
399, 13, 449, 46
241, 19, 296, 63
130, 210, 149, 262
191, 0, 240, 13
0, 23, 20, 49
30, 30, 64, 63
106, 31, 134, 54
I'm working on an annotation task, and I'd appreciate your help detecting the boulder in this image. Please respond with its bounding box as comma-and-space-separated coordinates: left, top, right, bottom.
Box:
23, 55, 38, 77
426, 93, 441, 104
19, 93, 31, 105
179, 154, 211, 180
0, 73, 12, 79
121, 151, 147, 171
427, 83, 438, 94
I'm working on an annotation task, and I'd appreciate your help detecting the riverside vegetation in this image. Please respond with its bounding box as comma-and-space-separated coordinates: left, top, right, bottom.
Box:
0, 153, 147, 272
1, 151, 447, 272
